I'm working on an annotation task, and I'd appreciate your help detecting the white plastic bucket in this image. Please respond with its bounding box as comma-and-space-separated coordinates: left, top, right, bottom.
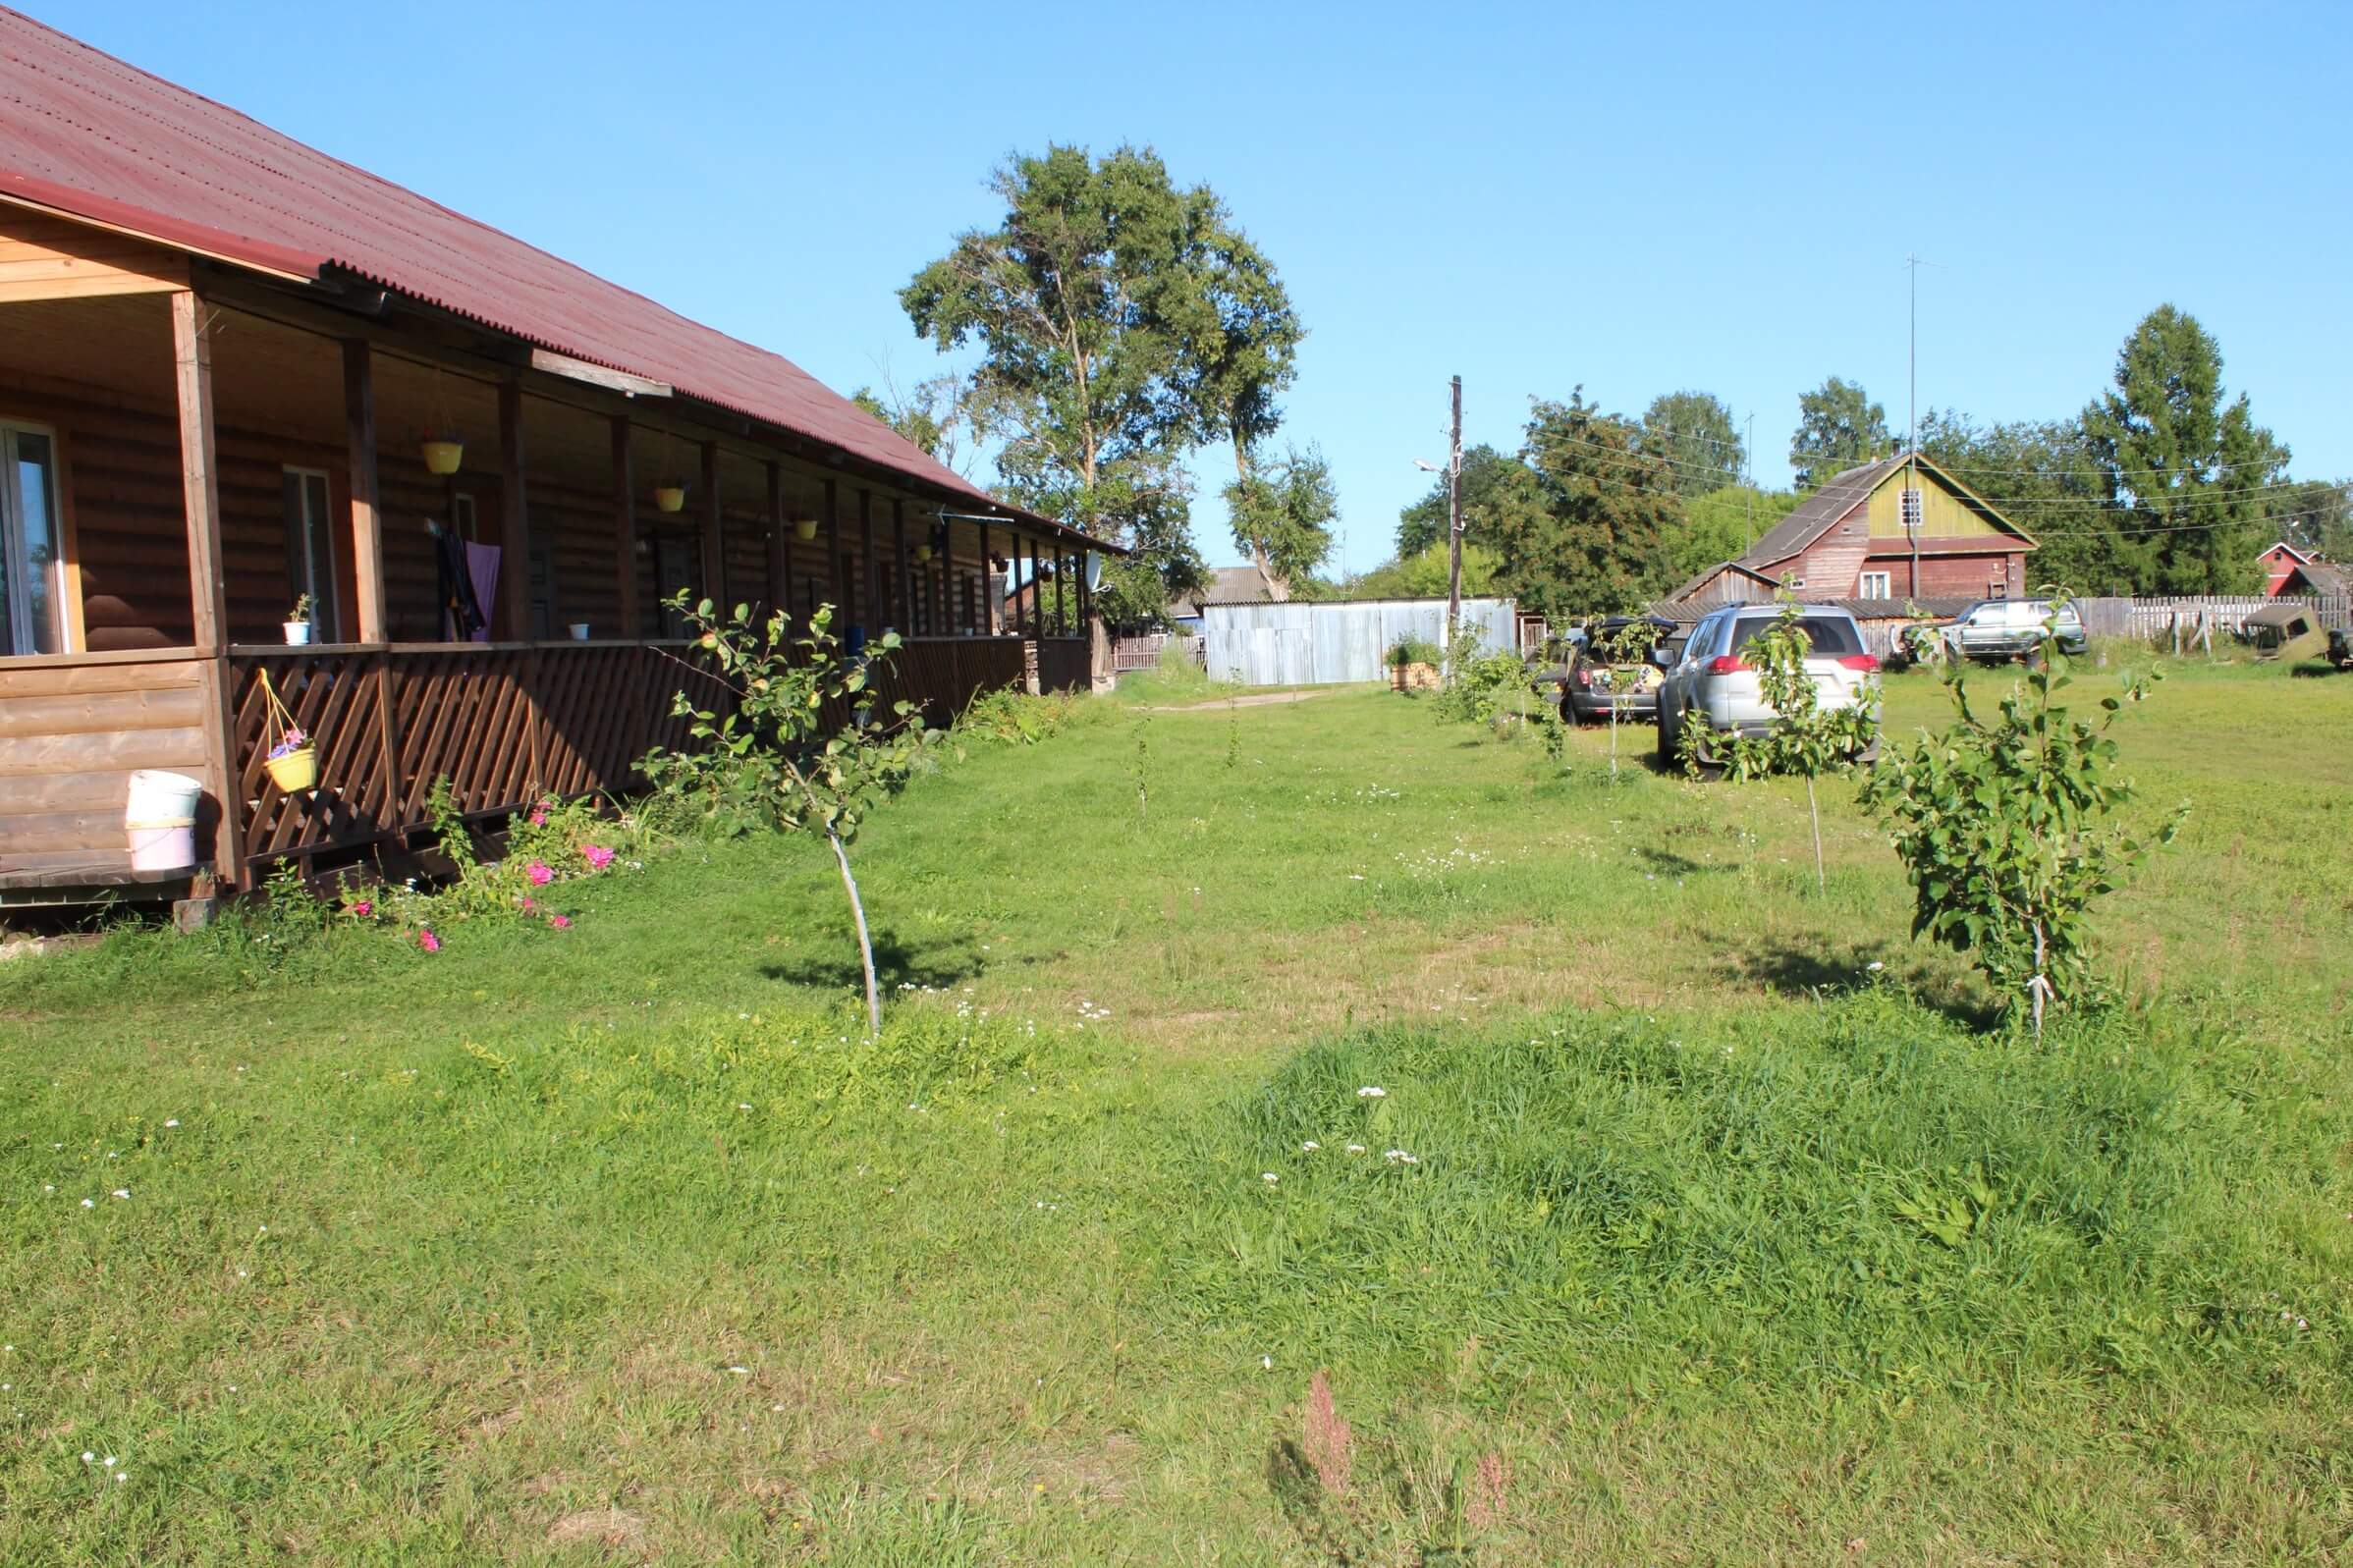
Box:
568, 622, 590, 640
126, 770, 202, 872
129, 823, 195, 871
126, 769, 202, 826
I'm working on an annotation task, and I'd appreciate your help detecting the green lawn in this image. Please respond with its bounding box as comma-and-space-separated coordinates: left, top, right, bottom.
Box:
4, 658, 2350, 1564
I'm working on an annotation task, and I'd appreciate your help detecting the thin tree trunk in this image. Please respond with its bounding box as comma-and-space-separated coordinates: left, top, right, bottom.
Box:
827, 827, 882, 1041
1806, 775, 1824, 892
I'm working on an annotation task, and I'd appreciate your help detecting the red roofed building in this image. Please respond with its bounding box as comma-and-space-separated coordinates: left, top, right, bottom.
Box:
0, 9, 1108, 898
2259, 541, 2314, 594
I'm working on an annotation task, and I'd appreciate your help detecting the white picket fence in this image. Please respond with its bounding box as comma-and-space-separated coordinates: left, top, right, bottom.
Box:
2076, 594, 2350, 639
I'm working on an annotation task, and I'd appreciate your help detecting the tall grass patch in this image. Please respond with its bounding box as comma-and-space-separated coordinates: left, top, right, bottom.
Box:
1161, 987, 2346, 1401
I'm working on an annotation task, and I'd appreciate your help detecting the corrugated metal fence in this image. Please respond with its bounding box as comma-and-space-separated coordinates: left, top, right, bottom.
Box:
1200, 597, 1518, 686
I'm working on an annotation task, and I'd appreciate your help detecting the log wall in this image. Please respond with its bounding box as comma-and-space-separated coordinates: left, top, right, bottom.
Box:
0, 649, 212, 880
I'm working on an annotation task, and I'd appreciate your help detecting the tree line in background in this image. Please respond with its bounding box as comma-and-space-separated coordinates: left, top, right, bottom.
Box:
857, 143, 2342, 624
1369, 304, 2341, 615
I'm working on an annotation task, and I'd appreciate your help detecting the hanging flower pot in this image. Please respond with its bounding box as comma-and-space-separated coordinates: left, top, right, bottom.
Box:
420, 437, 464, 475
914, 544, 934, 565
793, 517, 818, 542
653, 482, 686, 514
264, 741, 318, 793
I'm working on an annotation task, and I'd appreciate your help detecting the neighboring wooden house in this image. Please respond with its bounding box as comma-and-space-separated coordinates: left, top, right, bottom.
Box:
2261, 542, 2326, 595
1670, 454, 2036, 607
2276, 558, 2348, 599
0, 11, 1111, 901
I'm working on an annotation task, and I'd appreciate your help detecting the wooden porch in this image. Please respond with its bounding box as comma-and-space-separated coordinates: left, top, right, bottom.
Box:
0, 207, 1106, 901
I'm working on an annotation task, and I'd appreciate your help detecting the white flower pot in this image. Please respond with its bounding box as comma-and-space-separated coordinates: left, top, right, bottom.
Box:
283, 621, 313, 645
568, 622, 591, 641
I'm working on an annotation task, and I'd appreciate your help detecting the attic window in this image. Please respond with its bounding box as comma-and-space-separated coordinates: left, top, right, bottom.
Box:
1899, 487, 1925, 531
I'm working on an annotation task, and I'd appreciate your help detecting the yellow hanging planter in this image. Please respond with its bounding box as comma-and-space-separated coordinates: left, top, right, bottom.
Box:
264, 745, 318, 793
420, 439, 464, 475
653, 484, 686, 514
793, 517, 818, 542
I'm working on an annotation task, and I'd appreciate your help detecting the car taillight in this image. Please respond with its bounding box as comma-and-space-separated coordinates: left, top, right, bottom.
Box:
1837, 653, 1880, 673
1707, 656, 1748, 675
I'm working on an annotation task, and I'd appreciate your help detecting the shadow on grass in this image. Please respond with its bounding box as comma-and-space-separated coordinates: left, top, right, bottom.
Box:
1724, 940, 2002, 1031
758, 926, 983, 995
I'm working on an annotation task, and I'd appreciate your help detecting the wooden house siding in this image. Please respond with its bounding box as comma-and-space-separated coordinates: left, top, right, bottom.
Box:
0, 650, 212, 877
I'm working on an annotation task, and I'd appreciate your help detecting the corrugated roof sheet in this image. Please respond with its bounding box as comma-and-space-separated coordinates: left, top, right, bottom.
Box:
1741, 457, 1905, 567
0, 9, 1070, 532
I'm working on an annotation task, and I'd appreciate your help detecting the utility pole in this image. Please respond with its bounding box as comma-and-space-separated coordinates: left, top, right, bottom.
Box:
1743, 411, 1756, 549
1902, 253, 1941, 599
1446, 373, 1463, 676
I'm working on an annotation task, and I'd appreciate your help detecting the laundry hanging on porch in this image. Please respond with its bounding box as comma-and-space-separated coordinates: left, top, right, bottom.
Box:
464, 542, 501, 644
432, 521, 490, 642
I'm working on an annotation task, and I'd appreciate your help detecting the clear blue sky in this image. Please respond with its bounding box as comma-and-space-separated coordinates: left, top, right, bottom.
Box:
35, 0, 2350, 575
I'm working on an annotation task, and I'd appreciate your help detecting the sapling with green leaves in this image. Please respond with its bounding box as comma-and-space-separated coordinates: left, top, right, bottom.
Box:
652, 592, 944, 1040
1131, 714, 1152, 828
1581, 615, 1658, 784
1703, 600, 1879, 891
1860, 598, 2180, 1037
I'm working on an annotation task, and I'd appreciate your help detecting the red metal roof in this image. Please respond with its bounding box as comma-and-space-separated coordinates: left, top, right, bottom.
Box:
0, 9, 1072, 535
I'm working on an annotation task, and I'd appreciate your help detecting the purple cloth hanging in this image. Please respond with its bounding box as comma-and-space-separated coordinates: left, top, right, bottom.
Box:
464, 542, 501, 642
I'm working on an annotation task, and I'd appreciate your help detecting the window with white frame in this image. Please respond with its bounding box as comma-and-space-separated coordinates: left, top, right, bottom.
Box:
1858, 569, 1892, 599
282, 467, 336, 637
2, 422, 67, 656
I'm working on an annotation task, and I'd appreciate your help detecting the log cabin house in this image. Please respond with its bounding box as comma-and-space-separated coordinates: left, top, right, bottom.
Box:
0, 11, 1109, 903
1669, 453, 2036, 608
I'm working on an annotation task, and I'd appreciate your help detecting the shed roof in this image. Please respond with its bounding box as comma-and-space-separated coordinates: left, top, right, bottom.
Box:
2282, 560, 2348, 597
1172, 564, 1279, 617
0, 9, 1091, 541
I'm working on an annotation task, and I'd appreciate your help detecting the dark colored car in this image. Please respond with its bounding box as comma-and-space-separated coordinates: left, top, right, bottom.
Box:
2329, 626, 2352, 671
1561, 615, 1677, 723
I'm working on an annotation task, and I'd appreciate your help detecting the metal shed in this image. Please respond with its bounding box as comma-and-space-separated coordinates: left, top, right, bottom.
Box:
1199, 596, 1518, 686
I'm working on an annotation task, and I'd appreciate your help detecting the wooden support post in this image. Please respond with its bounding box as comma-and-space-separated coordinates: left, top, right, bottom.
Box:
1027, 539, 1041, 637
822, 478, 839, 619
610, 415, 637, 637
857, 488, 875, 636
1055, 546, 1068, 635
498, 380, 528, 640
698, 439, 723, 611
341, 338, 386, 643
894, 499, 911, 634
173, 290, 241, 885
977, 518, 993, 633
764, 460, 785, 622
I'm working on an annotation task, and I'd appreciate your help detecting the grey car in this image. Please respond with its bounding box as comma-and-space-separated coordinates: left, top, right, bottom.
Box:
1941, 598, 2089, 663
1655, 604, 1882, 772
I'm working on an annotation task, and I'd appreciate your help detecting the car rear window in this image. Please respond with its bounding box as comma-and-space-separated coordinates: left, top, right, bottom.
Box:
1728, 615, 1862, 656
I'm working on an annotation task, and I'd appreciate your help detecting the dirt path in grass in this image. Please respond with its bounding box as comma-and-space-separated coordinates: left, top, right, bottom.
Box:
1144, 687, 1342, 711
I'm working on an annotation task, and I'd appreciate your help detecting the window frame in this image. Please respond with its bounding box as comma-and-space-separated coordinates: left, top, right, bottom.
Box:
1, 420, 70, 657
1858, 569, 1892, 600
282, 465, 338, 640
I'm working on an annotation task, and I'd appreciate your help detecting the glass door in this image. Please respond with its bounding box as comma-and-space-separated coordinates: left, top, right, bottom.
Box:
1, 423, 67, 656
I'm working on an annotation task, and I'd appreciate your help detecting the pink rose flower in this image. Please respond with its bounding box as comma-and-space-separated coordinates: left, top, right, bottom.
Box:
582, 845, 615, 871
417, 929, 440, 953
526, 861, 554, 887
520, 898, 536, 913
528, 810, 547, 827
351, 899, 372, 919
550, 914, 572, 930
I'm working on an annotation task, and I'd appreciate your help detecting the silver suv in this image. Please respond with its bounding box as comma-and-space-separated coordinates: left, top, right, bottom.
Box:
1655, 604, 1882, 772
1942, 598, 2089, 663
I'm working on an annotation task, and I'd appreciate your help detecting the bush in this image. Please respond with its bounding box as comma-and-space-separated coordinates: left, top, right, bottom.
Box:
1386, 635, 1442, 669
958, 686, 1087, 745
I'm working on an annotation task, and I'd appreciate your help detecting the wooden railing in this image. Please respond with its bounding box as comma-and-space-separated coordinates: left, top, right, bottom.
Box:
227, 634, 1035, 866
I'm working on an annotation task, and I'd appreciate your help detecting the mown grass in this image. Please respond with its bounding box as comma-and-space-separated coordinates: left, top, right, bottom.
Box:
2, 657, 2349, 1563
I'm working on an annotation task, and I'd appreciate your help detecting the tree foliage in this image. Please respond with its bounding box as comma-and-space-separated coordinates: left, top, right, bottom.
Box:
850, 374, 971, 473
1861, 611, 2178, 1033
1790, 377, 1889, 490
1698, 600, 1879, 890
1501, 392, 1679, 621
1638, 390, 1744, 497
1350, 542, 1501, 601
1226, 444, 1338, 598
902, 144, 1301, 626
1916, 409, 2111, 590
645, 595, 945, 1039
2080, 304, 2289, 593
1668, 485, 1801, 582
1395, 445, 1547, 559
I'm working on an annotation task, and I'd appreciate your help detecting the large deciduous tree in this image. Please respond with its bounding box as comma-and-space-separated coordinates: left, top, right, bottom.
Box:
1224, 444, 1337, 598
1790, 377, 1889, 490
1916, 408, 2112, 591
1638, 390, 1745, 496
1667, 485, 1801, 581
900, 146, 1195, 623
1497, 392, 1679, 620
2080, 305, 2288, 593
851, 373, 972, 474
1395, 444, 1547, 558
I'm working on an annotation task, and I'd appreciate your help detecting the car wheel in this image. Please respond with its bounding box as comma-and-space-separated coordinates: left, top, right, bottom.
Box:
1656, 703, 1679, 764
